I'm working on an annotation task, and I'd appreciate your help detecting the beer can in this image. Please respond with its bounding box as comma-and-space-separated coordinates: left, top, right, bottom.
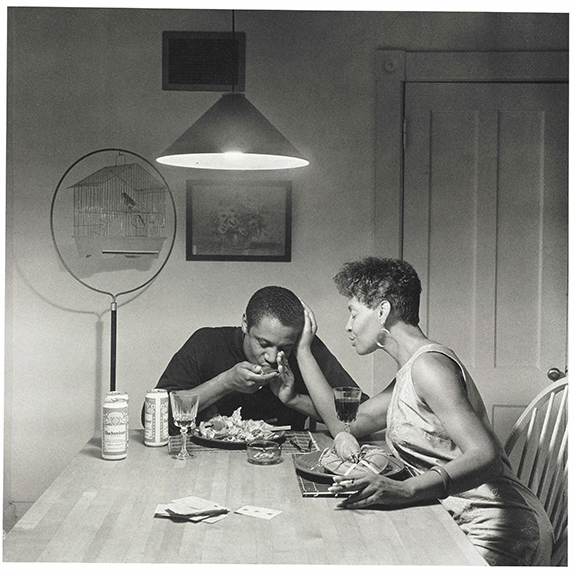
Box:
144, 389, 169, 447
104, 391, 129, 447
102, 398, 128, 460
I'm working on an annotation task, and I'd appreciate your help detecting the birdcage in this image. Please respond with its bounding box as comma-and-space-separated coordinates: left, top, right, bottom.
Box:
70, 158, 167, 258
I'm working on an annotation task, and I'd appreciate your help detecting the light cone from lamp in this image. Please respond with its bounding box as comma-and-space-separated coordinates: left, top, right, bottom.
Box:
157, 93, 309, 170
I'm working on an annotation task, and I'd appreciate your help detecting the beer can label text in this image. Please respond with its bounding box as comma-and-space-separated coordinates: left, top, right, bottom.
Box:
102, 401, 128, 459
144, 390, 169, 446
104, 392, 129, 447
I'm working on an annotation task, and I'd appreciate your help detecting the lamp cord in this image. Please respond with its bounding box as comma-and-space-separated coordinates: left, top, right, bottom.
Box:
231, 9, 236, 93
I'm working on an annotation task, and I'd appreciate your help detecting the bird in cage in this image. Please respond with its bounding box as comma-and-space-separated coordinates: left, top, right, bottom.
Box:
70, 160, 167, 258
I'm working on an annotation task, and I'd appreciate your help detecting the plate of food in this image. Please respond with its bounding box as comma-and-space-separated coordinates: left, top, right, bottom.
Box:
294, 445, 406, 482
191, 408, 287, 449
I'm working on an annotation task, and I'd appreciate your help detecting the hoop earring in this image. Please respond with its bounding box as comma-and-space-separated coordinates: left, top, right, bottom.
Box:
376, 327, 390, 349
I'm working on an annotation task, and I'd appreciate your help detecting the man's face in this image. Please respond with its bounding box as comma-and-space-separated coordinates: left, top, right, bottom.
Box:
242, 314, 301, 368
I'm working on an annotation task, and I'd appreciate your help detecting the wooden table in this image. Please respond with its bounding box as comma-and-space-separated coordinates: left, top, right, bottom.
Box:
4, 430, 486, 565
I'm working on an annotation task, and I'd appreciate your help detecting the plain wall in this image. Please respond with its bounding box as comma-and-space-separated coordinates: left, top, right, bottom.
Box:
4, 8, 569, 522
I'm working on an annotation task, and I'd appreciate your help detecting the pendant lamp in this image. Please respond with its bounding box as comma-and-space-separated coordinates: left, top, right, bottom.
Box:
157, 11, 308, 170
157, 92, 309, 170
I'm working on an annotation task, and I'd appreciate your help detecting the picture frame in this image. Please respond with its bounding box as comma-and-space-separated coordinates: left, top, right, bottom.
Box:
186, 180, 292, 261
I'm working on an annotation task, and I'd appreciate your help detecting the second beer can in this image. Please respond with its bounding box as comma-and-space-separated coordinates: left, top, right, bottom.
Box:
144, 389, 169, 446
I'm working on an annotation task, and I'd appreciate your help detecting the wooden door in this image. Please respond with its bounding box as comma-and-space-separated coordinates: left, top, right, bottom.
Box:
402, 82, 568, 439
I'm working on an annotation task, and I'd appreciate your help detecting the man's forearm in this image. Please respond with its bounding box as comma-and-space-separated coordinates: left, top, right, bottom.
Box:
186, 371, 235, 413
160, 370, 234, 416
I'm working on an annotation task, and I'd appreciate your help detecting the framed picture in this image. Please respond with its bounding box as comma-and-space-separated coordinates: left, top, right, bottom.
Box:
186, 180, 292, 261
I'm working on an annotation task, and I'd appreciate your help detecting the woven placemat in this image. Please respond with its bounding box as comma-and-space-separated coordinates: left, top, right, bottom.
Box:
168, 430, 319, 455
295, 476, 335, 497
292, 458, 336, 497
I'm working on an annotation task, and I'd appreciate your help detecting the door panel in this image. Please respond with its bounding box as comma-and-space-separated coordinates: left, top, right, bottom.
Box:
496, 111, 545, 366
403, 83, 568, 438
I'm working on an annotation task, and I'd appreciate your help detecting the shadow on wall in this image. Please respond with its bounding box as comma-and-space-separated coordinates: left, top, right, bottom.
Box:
11, 260, 157, 425
4, 261, 159, 533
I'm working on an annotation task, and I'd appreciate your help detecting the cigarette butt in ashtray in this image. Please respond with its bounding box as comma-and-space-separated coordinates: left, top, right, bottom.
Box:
269, 425, 291, 431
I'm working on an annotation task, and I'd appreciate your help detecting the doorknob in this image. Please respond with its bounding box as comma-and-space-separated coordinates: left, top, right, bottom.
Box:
547, 367, 566, 381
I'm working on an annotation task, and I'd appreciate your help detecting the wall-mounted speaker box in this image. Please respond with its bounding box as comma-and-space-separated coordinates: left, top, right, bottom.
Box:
162, 31, 246, 92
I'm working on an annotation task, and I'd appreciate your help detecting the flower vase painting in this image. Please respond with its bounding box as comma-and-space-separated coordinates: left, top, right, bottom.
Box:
186, 180, 292, 261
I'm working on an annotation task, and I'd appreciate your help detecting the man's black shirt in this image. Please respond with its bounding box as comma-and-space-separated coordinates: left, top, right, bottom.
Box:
145, 326, 365, 435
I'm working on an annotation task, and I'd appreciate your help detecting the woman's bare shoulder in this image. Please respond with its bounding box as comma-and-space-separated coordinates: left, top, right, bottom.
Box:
411, 348, 465, 398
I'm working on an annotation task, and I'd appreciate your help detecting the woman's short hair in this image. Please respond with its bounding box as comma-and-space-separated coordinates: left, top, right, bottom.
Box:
333, 257, 421, 325
245, 286, 305, 331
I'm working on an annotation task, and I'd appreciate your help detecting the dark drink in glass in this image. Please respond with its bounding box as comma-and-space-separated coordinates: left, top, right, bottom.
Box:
333, 387, 362, 432
335, 397, 360, 423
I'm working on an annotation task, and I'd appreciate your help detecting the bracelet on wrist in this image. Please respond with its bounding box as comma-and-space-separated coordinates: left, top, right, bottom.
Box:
429, 464, 452, 499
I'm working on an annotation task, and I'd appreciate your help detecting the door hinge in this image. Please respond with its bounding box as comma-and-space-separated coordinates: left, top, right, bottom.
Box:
402, 117, 407, 150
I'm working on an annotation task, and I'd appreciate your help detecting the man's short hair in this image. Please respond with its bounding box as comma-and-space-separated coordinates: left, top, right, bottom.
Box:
245, 286, 305, 331
333, 257, 421, 325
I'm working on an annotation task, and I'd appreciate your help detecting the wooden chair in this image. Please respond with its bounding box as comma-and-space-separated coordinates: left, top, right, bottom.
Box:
504, 377, 568, 566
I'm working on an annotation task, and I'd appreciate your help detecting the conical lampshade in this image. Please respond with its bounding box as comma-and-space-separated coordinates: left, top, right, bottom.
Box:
157, 93, 309, 170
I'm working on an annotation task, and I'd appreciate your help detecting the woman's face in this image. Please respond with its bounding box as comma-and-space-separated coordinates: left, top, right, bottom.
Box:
344, 296, 382, 355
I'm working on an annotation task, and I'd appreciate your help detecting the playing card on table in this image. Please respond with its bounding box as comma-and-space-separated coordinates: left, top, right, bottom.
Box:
201, 512, 228, 524
155, 495, 229, 523
154, 504, 172, 518
171, 495, 227, 510
235, 505, 282, 520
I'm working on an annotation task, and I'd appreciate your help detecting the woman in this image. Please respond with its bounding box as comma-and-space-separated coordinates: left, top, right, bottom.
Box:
293, 257, 553, 566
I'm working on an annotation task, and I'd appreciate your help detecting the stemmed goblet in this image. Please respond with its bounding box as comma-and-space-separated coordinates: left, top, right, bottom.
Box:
169, 390, 200, 460
333, 387, 362, 433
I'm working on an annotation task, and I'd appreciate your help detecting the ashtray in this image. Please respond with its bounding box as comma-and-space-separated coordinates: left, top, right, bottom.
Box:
246, 439, 282, 465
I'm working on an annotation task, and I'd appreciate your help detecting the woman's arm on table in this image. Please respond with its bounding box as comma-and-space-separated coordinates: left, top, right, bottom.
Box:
331, 353, 504, 508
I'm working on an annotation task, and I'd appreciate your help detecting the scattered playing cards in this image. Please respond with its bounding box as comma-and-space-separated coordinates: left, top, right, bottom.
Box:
235, 505, 282, 520
155, 495, 282, 523
155, 496, 229, 523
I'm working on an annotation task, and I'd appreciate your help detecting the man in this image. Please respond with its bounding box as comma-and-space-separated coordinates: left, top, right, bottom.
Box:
146, 286, 365, 435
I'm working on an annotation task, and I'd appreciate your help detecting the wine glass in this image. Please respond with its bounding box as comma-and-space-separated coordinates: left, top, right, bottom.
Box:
169, 390, 200, 460
333, 387, 362, 433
